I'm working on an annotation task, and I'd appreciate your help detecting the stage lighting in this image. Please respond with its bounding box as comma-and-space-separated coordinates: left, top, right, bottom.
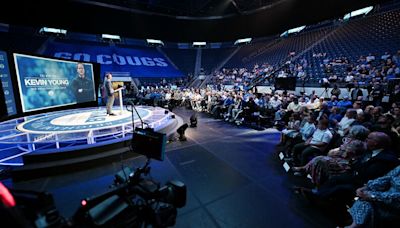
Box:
234, 38, 252, 46
101, 34, 121, 42
39, 27, 67, 36
192, 42, 206, 48
176, 123, 188, 141
343, 6, 373, 20
280, 25, 306, 37
146, 39, 164, 47
190, 114, 197, 128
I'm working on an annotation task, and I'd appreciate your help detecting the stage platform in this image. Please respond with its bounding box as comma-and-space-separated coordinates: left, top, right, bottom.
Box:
0, 106, 182, 180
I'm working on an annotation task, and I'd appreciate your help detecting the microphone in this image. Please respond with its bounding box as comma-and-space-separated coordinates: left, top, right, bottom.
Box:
126, 99, 144, 129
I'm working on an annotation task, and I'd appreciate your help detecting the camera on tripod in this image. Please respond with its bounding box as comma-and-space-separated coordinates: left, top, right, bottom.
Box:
73, 128, 187, 227
1, 128, 186, 227
320, 77, 330, 89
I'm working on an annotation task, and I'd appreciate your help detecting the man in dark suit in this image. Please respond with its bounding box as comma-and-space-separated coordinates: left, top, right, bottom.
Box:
351, 132, 399, 184
71, 63, 94, 103
350, 85, 363, 101
300, 132, 399, 204
105, 73, 116, 116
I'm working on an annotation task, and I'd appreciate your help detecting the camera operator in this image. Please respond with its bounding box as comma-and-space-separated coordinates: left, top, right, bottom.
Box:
389, 84, 400, 103
350, 84, 364, 101
330, 84, 341, 98
370, 81, 384, 106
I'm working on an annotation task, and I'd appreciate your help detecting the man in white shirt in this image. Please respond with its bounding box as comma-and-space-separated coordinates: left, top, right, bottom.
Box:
269, 95, 282, 110
306, 95, 320, 110
287, 98, 301, 113
299, 116, 317, 141
292, 119, 333, 165
165, 92, 172, 101
366, 53, 375, 63
381, 52, 391, 61
345, 73, 354, 83
337, 109, 357, 136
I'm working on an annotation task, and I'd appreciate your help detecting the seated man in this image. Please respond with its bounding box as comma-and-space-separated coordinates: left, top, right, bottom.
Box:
337, 109, 357, 137
337, 96, 353, 113
287, 98, 301, 113
305, 132, 399, 205
292, 119, 333, 165
299, 115, 317, 142
229, 96, 244, 122
327, 95, 338, 109
242, 97, 259, 122
282, 115, 316, 157
346, 165, 400, 228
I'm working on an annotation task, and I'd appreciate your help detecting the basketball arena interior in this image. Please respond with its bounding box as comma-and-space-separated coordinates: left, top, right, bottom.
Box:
0, 0, 400, 227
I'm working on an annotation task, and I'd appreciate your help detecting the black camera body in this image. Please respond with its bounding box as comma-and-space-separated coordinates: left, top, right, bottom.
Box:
73, 161, 186, 227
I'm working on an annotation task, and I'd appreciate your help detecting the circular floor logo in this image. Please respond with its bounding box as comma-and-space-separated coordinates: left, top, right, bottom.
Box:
17, 108, 151, 133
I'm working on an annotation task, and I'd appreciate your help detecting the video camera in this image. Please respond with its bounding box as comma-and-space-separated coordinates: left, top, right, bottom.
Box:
319, 77, 330, 89
73, 161, 186, 227
2, 129, 186, 227
2, 167, 186, 228
73, 128, 186, 227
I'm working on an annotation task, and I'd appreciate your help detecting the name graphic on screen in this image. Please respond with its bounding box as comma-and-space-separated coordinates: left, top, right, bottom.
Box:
13, 53, 96, 112
0, 51, 17, 116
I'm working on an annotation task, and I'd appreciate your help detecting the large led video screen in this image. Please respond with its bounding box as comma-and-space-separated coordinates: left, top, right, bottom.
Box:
14, 53, 96, 112
0, 50, 17, 116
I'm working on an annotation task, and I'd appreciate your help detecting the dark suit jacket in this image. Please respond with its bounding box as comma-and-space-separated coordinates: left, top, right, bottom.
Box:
352, 150, 400, 185
317, 150, 399, 200
105, 80, 114, 97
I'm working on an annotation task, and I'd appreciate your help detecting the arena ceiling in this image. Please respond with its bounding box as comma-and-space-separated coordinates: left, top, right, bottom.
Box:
0, 0, 387, 42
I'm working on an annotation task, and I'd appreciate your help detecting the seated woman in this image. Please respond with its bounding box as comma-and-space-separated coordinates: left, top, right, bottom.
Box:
293, 125, 370, 187
328, 125, 370, 157
280, 113, 301, 144
345, 165, 400, 228
292, 140, 367, 187
282, 114, 316, 157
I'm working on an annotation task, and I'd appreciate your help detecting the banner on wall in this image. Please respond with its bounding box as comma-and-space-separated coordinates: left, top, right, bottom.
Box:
42, 41, 183, 78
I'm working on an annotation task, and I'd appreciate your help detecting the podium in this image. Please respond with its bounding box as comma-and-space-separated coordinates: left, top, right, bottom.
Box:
114, 87, 125, 115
